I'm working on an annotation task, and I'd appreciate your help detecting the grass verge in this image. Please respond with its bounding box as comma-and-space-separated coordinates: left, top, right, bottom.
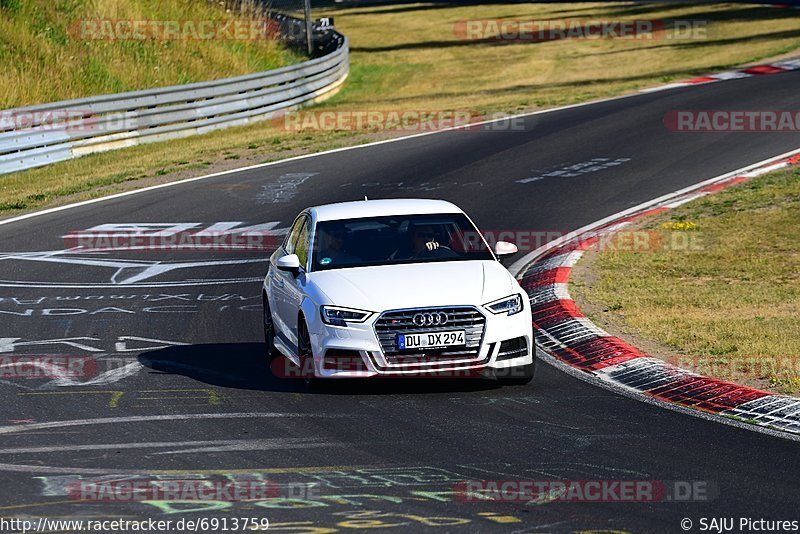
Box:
570, 165, 800, 395
0, 0, 300, 108
1, 1, 800, 215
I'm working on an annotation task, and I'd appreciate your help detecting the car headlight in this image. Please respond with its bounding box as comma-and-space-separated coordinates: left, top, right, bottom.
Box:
320, 306, 373, 326
484, 294, 524, 316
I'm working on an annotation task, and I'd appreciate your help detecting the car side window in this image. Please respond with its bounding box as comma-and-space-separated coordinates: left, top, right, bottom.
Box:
294, 219, 311, 269
283, 216, 305, 254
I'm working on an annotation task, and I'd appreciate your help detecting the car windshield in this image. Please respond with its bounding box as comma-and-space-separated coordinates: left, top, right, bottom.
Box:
311, 213, 494, 271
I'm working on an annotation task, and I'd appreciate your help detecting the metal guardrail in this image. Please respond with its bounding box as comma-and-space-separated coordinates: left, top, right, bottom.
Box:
0, 15, 348, 175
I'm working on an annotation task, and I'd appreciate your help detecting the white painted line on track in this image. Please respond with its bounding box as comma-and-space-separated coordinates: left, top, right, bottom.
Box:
0, 438, 339, 455
508, 146, 800, 276
1, 68, 768, 229
0, 412, 355, 436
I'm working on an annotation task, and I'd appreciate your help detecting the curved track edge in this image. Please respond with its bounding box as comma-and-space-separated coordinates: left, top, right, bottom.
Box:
512, 149, 800, 439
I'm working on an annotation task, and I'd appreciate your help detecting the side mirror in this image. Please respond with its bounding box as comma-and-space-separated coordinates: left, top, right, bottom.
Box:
276, 254, 301, 273
494, 241, 518, 256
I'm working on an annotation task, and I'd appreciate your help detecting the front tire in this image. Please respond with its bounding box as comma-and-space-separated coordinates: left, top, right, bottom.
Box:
499, 332, 537, 385
263, 294, 278, 364
297, 316, 318, 389
497, 361, 535, 386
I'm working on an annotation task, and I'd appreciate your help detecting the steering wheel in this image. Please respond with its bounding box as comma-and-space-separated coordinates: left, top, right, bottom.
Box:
412, 244, 456, 259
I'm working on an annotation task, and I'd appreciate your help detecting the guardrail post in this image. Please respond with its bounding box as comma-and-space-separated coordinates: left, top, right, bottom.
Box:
304, 0, 314, 57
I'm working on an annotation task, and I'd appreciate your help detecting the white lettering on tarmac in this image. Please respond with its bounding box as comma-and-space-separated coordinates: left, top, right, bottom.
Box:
0, 337, 103, 353
0, 250, 266, 287
257, 173, 318, 204
0, 294, 259, 303
43, 361, 142, 388
518, 158, 631, 184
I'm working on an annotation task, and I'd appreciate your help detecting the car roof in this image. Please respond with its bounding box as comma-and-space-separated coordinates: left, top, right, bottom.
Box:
309, 198, 463, 222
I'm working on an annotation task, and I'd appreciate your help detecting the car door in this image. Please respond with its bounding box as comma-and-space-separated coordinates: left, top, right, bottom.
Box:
270, 215, 305, 343
281, 217, 312, 346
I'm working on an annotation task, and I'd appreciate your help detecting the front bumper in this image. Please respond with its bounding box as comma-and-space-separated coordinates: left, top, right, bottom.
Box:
307, 305, 534, 378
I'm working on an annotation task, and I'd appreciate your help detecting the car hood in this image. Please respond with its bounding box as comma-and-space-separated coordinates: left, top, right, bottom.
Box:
309, 260, 517, 312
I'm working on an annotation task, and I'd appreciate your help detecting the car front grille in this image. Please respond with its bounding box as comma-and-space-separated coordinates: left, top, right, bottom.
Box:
373, 306, 486, 365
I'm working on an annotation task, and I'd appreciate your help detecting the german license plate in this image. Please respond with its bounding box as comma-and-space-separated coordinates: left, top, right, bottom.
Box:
397, 330, 466, 350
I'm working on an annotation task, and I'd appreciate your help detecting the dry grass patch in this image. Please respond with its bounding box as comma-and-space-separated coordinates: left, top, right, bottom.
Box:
2, 1, 799, 214
0, 0, 299, 108
571, 166, 800, 394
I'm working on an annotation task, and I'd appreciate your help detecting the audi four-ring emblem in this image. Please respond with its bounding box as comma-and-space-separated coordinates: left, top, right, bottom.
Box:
412, 312, 449, 326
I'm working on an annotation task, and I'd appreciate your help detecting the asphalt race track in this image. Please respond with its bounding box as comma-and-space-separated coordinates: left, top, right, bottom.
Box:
1, 70, 799, 533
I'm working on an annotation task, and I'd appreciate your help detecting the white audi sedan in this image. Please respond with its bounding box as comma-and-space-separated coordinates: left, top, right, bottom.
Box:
262, 199, 535, 386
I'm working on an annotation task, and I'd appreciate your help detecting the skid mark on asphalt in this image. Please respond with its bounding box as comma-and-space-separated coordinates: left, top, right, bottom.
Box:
448, 394, 541, 406
19, 391, 125, 408
344, 180, 485, 193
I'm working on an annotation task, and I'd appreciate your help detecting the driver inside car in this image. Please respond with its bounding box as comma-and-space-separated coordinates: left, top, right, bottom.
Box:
390, 224, 456, 260
410, 225, 441, 255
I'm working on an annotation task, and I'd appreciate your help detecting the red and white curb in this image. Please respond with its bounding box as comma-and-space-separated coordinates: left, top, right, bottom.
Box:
640, 58, 800, 93
512, 148, 800, 436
